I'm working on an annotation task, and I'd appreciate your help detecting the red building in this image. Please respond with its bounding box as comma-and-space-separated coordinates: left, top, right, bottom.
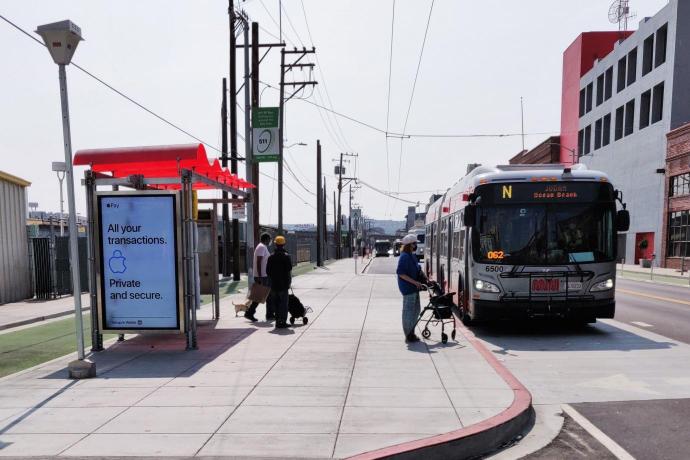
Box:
560, 31, 632, 165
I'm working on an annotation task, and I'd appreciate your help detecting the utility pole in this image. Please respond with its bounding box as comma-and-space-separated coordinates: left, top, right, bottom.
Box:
316, 140, 322, 266
251, 22, 260, 248
278, 47, 317, 234
336, 152, 343, 259
334, 152, 357, 259
242, 14, 254, 283
229, 0, 240, 281
323, 178, 327, 260
221, 78, 229, 277
348, 184, 352, 258
333, 190, 337, 252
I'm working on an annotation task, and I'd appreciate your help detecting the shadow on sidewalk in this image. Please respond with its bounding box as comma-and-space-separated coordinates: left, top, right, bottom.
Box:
39, 324, 258, 380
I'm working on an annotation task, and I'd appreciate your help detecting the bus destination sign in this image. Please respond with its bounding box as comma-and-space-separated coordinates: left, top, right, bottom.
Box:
490, 182, 609, 203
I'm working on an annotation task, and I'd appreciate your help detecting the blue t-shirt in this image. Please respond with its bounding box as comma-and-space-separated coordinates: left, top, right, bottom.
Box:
396, 252, 421, 295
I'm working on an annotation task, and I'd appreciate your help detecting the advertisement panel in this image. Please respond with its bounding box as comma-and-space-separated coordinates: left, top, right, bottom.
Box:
96, 192, 183, 331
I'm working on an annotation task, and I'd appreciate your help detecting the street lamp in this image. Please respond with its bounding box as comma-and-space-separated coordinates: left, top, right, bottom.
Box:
51, 161, 66, 236
36, 20, 95, 378
285, 142, 307, 149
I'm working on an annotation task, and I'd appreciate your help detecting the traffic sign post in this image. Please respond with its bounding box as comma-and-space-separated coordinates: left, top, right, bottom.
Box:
252, 107, 280, 162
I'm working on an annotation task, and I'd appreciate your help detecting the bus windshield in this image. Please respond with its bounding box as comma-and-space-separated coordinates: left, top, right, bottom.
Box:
472, 203, 615, 265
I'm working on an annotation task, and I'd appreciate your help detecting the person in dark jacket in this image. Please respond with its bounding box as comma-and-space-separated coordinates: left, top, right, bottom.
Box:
266, 235, 293, 329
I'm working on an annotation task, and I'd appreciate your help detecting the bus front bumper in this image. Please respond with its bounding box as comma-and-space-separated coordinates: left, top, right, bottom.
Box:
472, 298, 615, 320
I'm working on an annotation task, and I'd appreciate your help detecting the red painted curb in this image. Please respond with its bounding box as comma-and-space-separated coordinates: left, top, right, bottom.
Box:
346, 314, 532, 460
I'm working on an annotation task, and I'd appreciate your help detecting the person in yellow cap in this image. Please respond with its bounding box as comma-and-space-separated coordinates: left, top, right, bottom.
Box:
266, 235, 293, 329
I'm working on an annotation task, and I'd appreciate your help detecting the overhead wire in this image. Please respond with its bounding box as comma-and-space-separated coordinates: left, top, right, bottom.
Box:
384, 0, 396, 198
299, 0, 352, 152
397, 0, 435, 194
0, 13, 226, 157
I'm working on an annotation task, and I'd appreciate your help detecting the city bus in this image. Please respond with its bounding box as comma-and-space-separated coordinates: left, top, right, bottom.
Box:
424, 164, 630, 324
374, 239, 392, 257
409, 226, 426, 260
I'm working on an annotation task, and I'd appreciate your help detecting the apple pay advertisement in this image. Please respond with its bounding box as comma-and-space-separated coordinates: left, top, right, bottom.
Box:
98, 194, 180, 330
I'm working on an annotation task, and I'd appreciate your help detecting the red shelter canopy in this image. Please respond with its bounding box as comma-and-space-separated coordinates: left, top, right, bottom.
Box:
73, 144, 253, 190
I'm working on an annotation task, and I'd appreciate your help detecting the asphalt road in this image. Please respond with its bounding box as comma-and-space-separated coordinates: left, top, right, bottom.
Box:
615, 277, 690, 344
365, 258, 690, 459
365, 255, 400, 274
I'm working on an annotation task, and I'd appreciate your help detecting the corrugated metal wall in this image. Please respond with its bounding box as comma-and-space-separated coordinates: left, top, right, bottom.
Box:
0, 179, 31, 304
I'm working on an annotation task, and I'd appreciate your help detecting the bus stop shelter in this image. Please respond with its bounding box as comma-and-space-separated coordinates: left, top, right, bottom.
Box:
74, 144, 253, 351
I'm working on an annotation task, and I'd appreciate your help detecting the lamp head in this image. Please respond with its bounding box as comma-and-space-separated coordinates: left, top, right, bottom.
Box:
35, 20, 84, 65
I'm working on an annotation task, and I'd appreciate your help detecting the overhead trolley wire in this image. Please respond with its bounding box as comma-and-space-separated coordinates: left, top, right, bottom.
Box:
397, 0, 435, 194
0, 13, 226, 158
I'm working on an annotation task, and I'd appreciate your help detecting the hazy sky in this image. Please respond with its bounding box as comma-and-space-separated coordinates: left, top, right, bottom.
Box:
1, 0, 668, 224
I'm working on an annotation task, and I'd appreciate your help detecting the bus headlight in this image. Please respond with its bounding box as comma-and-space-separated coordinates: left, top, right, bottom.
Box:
590, 278, 614, 292
474, 279, 500, 293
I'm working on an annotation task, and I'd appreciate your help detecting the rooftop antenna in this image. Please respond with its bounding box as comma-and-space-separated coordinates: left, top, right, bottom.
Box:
609, 0, 636, 32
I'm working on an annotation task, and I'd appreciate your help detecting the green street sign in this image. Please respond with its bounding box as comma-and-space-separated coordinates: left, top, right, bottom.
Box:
252, 107, 280, 163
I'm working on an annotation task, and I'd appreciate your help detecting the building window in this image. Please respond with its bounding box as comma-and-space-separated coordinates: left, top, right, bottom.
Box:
615, 105, 625, 140
596, 73, 604, 106
652, 82, 664, 123
627, 48, 637, 86
605, 66, 613, 100
584, 125, 592, 155
578, 129, 584, 157
643, 33, 654, 75
594, 118, 603, 150
670, 173, 690, 197
640, 89, 651, 129
624, 99, 635, 136
586, 82, 593, 113
656, 23, 668, 68
667, 210, 690, 257
617, 56, 627, 92
603, 113, 611, 146
579, 88, 586, 117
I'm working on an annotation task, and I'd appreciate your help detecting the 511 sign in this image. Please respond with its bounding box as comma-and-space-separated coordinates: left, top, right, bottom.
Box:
252, 107, 279, 162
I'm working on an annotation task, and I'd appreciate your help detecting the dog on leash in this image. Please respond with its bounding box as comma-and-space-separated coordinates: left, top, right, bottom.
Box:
233, 299, 252, 316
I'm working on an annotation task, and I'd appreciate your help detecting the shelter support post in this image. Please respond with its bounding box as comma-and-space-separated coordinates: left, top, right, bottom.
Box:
85, 170, 103, 351
213, 202, 220, 320
182, 171, 198, 350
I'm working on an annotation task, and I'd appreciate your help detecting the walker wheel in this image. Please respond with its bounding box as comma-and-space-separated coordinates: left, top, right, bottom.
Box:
422, 328, 431, 339
451, 330, 456, 340
441, 333, 448, 344
289, 317, 295, 325
302, 317, 308, 324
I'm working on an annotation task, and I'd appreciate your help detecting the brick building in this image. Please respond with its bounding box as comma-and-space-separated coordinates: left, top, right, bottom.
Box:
662, 122, 690, 269
509, 136, 562, 165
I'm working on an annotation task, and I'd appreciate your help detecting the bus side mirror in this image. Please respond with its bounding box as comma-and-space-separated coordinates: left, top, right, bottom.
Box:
616, 210, 630, 232
463, 205, 476, 227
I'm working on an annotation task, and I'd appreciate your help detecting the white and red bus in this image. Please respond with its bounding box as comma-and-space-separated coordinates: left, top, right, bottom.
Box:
424, 164, 630, 324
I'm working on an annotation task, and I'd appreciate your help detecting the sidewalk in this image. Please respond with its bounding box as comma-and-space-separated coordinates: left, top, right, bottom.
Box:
0, 294, 90, 331
617, 262, 690, 287
0, 259, 527, 459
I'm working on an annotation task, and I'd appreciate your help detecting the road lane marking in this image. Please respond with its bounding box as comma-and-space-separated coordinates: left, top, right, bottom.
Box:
617, 287, 690, 306
561, 404, 635, 460
631, 321, 653, 328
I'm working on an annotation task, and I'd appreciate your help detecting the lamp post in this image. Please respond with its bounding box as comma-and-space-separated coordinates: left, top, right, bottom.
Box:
36, 20, 95, 378
51, 161, 66, 236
